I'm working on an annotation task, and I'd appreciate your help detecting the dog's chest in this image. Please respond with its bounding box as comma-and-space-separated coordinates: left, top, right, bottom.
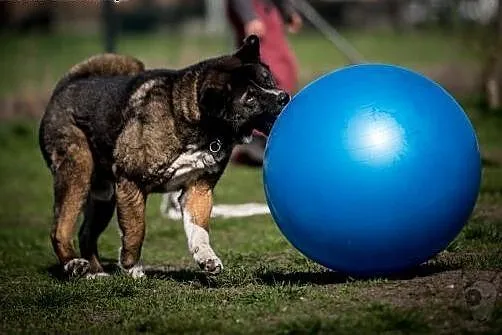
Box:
156, 145, 227, 192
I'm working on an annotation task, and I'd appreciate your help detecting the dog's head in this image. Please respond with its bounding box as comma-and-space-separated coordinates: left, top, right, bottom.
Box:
199, 35, 290, 141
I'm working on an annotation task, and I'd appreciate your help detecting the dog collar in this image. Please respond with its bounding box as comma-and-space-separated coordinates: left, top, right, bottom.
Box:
208, 138, 229, 163
209, 139, 222, 154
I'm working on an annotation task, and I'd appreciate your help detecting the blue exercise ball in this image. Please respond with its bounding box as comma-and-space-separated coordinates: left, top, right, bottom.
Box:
263, 64, 481, 276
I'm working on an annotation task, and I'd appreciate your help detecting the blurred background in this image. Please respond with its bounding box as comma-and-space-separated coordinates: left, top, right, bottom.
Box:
0, 0, 501, 118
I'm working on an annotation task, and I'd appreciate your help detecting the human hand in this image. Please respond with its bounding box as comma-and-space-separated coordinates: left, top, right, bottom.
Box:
245, 19, 266, 38
287, 12, 303, 34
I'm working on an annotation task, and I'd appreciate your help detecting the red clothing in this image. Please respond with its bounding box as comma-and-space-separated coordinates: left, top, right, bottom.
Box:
227, 0, 298, 94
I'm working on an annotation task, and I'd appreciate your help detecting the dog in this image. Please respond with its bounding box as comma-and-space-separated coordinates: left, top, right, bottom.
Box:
39, 35, 289, 278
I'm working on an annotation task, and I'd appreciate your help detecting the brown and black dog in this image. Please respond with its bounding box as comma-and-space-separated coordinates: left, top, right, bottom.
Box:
39, 36, 289, 278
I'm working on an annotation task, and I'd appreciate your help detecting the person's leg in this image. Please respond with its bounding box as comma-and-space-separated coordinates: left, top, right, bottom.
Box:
256, 0, 298, 94
263, 47, 298, 94
231, 0, 298, 166
227, 0, 298, 92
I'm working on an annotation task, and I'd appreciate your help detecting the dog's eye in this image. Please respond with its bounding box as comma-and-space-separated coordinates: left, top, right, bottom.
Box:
245, 95, 256, 105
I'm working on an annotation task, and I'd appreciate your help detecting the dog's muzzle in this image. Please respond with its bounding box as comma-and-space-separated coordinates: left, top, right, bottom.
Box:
255, 91, 289, 135
277, 91, 290, 110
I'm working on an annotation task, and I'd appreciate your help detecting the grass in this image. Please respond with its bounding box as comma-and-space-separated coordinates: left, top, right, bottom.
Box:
0, 30, 501, 334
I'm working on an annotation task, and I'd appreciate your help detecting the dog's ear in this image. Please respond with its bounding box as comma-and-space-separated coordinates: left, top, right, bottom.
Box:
234, 35, 260, 63
199, 83, 229, 118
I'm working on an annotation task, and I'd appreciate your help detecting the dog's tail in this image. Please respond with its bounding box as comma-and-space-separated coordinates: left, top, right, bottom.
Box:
55, 53, 145, 92
66, 53, 145, 79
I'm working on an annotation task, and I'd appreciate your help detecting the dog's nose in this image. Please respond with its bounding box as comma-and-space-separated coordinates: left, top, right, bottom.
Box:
277, 91, 290, 107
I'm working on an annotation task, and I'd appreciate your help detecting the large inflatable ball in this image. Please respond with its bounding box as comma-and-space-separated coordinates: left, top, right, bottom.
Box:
263, 64, 481, 276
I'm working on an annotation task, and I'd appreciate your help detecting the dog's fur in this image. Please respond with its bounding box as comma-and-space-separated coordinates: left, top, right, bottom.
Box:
39, 36, 289, 278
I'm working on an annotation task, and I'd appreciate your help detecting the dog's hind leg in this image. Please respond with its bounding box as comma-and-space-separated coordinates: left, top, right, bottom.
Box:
49, 126, 93, 278
79, 184, 116, 276
181, 180, 222, 275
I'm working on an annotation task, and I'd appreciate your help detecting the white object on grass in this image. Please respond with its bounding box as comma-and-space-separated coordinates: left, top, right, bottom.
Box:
160, 193, 271, 220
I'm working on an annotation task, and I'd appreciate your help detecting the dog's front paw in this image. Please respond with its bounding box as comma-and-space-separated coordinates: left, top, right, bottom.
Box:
192, 246, 223, 275
64, 258, 90, 278
122, 264, 145, 279
197, 257, 223, 275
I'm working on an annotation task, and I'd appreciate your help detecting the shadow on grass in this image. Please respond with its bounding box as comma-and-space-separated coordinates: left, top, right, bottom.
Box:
141, 258, 461, 287
256, 261, 459, 286
45, 258, 124, 281
257, 270, 350, 285
43, 255, 462, 285
46, 263, 64, 280
144, 268, 214, 286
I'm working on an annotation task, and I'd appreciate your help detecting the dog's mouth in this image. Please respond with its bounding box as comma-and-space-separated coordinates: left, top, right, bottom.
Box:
249, 113, 277, 137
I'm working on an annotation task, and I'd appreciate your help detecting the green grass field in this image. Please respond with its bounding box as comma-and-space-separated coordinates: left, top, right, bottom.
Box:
0, 30, 501, 334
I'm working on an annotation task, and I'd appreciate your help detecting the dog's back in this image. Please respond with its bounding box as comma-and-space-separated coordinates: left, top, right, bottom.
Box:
40, 54, 146, 168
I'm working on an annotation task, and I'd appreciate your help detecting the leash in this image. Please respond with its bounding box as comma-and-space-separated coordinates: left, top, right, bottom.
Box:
292, 0, 366, 65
